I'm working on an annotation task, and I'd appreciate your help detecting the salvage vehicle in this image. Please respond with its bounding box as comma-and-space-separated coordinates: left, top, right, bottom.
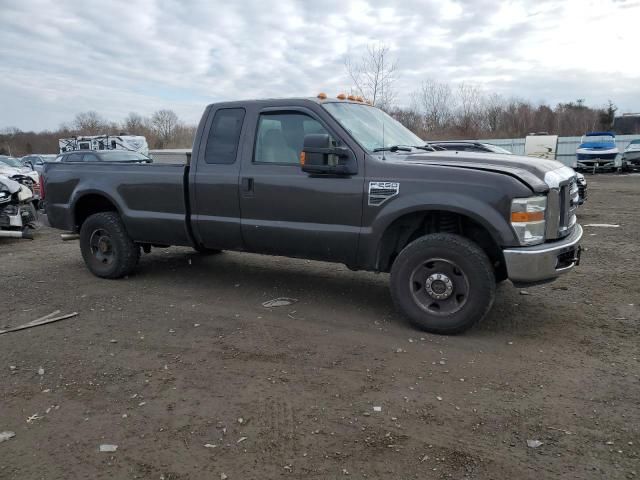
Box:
44, 95, 583, 334
0, 156, 41, 207
575, 173, 587, 204
0, 175, 37, 239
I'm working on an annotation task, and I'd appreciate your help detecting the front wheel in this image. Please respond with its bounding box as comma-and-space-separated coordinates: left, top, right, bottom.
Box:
390, 233, 495, 334
80, 212, 140, 279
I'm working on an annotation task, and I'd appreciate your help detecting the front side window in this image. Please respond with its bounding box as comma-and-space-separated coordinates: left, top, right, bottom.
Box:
67, 153, 83, 162
204, 108, 245, 164
254, 112, 330, 164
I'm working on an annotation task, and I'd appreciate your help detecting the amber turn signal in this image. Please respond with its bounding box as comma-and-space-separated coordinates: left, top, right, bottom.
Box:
299, 151, 306, 165
511, 211, 544, 222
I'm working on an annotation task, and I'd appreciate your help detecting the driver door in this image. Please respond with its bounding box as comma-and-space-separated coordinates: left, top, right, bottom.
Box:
238, 108, 364, 265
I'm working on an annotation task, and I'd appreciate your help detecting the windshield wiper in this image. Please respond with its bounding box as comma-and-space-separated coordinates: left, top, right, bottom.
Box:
373, 145, 414, 153
411, 145, 439, 151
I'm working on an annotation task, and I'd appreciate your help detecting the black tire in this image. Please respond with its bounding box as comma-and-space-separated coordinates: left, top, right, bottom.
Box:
390, 233, 495, 334
79, 212, 140, 279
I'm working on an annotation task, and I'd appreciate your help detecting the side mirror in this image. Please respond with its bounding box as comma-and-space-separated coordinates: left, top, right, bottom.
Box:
25, 161, 34, 170
301, 134, 356, 175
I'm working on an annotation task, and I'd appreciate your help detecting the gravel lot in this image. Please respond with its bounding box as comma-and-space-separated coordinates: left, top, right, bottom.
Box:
1, 175, 638, 479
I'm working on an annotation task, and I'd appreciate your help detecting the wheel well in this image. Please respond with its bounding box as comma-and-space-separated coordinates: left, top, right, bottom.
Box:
74, 194, 118, 230
378, 210, 507, 281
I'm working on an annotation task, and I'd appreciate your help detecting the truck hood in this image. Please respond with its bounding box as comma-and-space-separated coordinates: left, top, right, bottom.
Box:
391, 151, 573, 192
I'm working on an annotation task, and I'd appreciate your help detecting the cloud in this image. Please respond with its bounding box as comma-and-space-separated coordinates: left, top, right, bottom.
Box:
0, 0, 638, 131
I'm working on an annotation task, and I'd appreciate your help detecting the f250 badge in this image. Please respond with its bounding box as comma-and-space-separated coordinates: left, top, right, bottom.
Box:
368, 181, 400, 206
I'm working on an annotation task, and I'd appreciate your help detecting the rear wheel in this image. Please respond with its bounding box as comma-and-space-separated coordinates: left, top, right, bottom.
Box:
80, 212, 140, 278
390, 233, 495, 334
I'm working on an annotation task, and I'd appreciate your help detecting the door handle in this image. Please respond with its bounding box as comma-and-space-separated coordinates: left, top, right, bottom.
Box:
241, 177, 254, 195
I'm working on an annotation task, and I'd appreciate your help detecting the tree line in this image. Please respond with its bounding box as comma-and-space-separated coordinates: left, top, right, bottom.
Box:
0, 43, 621, 156
347, 44, 618, 140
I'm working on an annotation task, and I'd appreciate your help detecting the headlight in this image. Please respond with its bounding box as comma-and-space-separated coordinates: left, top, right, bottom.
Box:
0, 190, 10, 203
511, 196, 546, 245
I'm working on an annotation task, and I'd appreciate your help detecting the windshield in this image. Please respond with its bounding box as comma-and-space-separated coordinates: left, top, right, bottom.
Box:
626, 140, 640, 151
581, 135, 615, 144
323, 102, 424, 151
99, 151, 150, 162
0, 157, 23, 168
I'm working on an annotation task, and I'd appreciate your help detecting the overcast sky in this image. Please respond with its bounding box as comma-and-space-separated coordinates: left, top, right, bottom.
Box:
1, 0, 639, 131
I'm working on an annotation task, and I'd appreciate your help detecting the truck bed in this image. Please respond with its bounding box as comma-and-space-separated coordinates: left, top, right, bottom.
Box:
44, 162, 192, 246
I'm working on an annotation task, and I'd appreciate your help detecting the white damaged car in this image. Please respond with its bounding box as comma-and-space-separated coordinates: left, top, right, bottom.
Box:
0, 175, 37, 239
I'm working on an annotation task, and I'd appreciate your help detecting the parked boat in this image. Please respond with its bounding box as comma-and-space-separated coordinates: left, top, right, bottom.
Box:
576, 132, 619, 171
622, 139, 640, 171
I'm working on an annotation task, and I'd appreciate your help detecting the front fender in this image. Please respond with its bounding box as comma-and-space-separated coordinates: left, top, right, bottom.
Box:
358, 191, 520, 270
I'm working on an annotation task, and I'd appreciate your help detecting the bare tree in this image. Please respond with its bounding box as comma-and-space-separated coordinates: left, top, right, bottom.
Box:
453, 83, 484, 137
389, 105, 424, 137
73, 111, 107, 135
151, 109, 180, 147
1, 127, 21, 156
483, 93, 504, 134
415, 80, 453, 133
345, 43, 397, 110
123, 112, 148, 135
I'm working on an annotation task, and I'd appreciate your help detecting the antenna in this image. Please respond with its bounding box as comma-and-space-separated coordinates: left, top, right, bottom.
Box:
382, 120, 386, 160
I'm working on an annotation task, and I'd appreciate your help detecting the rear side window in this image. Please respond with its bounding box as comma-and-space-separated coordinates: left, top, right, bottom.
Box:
204, 108, 245, 164
66, 153, 83, 162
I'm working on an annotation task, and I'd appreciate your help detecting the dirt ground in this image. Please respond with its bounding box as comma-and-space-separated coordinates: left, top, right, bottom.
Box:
1, 175, 638, 480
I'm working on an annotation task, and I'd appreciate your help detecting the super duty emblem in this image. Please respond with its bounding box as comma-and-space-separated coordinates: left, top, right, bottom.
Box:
369, 181, 400, 206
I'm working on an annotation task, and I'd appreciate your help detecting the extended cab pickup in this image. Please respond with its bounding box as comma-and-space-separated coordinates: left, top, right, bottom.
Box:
44, 97, 583, 334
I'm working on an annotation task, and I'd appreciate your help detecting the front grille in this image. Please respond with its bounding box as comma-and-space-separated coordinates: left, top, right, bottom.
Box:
545, 169, 579, 240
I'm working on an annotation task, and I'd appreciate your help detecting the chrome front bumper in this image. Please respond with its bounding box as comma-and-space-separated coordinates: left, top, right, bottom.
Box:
503, 224, 583, 285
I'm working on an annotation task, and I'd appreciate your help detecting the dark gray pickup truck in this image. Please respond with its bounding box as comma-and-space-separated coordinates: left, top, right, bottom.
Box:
44, 96, 583, 334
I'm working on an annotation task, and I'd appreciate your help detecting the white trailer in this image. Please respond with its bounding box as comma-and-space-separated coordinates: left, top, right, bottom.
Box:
58, 135, 149, 156
524, 134, 563, 163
